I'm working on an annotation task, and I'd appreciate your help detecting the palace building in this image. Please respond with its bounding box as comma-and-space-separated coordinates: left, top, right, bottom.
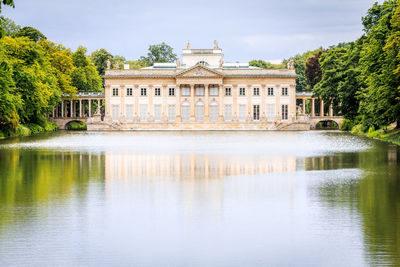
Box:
102, 41, 298, 130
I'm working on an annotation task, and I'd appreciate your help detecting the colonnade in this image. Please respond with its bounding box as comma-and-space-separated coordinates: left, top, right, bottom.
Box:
298, 97, 334, 117
51, 98, 103, 118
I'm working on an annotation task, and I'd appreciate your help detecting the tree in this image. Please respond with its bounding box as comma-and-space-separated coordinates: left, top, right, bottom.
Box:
249, 60, 285, 69
358, 0, 400, 128
71, 46, 102, 92
126, 59, 149, 69
0, 16, 20, 37
140, 42, 177, 65
15, 26, 46, 42
0, 0, 15, 38
305, 51, 323, 90
90, 48, 112, 75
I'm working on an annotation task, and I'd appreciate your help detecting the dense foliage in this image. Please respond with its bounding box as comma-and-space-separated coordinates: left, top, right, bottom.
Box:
249, 60, 285, 69
0, 17, 102, 137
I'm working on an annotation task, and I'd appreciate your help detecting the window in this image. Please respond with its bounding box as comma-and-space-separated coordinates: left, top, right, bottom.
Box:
282, 87, 288, 96
112, 88, 119, 96
168, 105, 175, 121
126, 105, 133, 121
140, 105, 147, 121
181, 102, 190, 121
239, 87, 246, 96
253, 105, 260, 120
196, 87, 204, 96
225, 88, 231, 96
225, 105, 232, 121
169, 88, 175, 96
239, 105, 246, 121
154, 105, 161, 121
281, 104, 288, 120
266, 104, 275, 121
141, 88, 147, 96
267, 87, 274, 96
155, 88, 161, 96
210, 87, 218, 96
126, 88, 133, 96
196, 102, 204, 122
253, 88, 260, 96
209, 102, 218, 122
182, 87, 190, 96
112, 105, 119, 121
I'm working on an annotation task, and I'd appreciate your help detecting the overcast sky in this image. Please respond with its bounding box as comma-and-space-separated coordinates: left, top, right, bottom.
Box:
3, 0, 379, 63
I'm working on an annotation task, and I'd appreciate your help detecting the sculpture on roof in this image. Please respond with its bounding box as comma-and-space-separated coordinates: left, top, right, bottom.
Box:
176, 58, 181, 68
219, 58, 223, 68
106, 59, 111, 70
186, 40, 191, 49
214, 40, 220, 49
287, 59, 295, 70
115, 62, 119, 69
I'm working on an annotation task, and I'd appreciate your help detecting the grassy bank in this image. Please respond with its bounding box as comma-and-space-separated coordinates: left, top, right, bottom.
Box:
348, 123, 400, 146
0, 121, 59, 140
66, 121, 87, 131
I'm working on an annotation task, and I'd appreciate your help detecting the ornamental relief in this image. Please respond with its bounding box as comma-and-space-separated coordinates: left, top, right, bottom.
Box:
180, 67, 220, 77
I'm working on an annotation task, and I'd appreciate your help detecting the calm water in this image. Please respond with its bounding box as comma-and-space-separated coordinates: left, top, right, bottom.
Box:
0, 131, 399, 266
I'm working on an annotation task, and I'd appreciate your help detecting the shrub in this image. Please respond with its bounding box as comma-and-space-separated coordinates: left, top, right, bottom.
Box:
0, 130, 5, 139
66, 121, 87, 131
340, 119, 355, 131
44, 121, 58, 132
16, 124, 31, 136
23, 123, 44, 135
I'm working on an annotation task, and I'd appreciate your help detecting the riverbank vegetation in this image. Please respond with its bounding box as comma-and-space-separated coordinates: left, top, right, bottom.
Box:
66, 121, 87, 131
0, 4, 102, 138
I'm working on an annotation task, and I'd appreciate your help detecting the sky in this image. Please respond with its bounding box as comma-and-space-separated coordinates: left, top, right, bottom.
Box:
3, 0, 380, 63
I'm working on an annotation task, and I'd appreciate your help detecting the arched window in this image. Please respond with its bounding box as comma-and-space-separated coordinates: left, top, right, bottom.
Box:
210, 101, 218, 122
181, 102, 190, 122
198, 61, 208, 66
196, 102, 204, 122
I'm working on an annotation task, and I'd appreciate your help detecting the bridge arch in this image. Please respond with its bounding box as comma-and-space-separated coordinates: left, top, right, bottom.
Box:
311, 119, 342, 129
64, 119, 87, 130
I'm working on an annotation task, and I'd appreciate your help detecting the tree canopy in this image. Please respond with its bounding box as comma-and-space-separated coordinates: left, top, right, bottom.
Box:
15, 26, 46, 42
140, 42, 177, 65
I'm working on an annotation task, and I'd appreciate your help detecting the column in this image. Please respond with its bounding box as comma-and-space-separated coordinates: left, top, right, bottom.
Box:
88, 99, 92, 117
302, 98, 306, 115
70, 100, 72, 118
97, 99, 101, 115
55, 104, 58, 118
61, 100, 64, 118
52, 108, 55, 118
261, 84, 266, 120
190, 84, 195, 122
204, 83, 209, 122
79, 100, 82, 117
247, 84, 252, 120
148, 85, 153, 120
275, 85, 281, 121
219, 84, 224, 121
162, 84, 168, 117
329, 104, 333, 117
134, 85, 139, 120
176, 84, 181, 122
233, 85, 238, 120
320, 99, 324, 117
120, 85, 125, 119
105, 85, 111, 118
311, 98, 315, 117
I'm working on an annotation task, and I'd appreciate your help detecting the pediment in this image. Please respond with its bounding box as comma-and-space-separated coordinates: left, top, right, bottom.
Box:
176, 65, 223, 77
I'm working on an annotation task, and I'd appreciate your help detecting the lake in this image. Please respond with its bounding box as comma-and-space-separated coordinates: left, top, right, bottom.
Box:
0, 131, 399, 266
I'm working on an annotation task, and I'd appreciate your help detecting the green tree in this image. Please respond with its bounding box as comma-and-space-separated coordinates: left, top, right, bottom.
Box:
126, 59, 149, 69
15, 26, 46, 42
90, 48, 112, 75
249, 60, 285, 69
71, 46, 102, 92
0, 16, 20, 37
140, 42, 177, 65
0, 0, 15, 38
305, 51, 323, 90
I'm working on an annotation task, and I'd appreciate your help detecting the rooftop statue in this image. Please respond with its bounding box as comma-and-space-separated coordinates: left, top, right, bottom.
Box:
186, 40, 191, 50
287, 59, 295, 70
214, 40, 220, 49
106, 59, 111, 70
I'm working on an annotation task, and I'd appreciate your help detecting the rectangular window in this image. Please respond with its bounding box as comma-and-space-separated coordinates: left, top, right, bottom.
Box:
112, 88, 119, 96
239, 105, 246, 121
140, 105, 147, 121
126, 104, 133, 121
225, 105, 232, 121
281, 104, 288, 120
168, 105, 175, 121
210, 104, 218, 122
266, 104, 275, 121
239, 88, 246, 96
112, 105, 119, 121
126, 88, 133, 96
253, 105, 260, 120
253, 88, 260, 96
225, 88, 231, 96
169, 88, 175, 96
196, 87, 204, 96
182, 105, 190, 121
267, 87, 274, 96
182, 87, 190, 96
210, 87, 218, 96
154, 88, 161, 96
141, 88, 147, 96
154, 105, 161, 121
282, 87, 288, 96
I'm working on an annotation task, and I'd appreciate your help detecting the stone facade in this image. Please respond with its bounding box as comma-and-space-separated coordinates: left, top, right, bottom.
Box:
102, 42, 297, 130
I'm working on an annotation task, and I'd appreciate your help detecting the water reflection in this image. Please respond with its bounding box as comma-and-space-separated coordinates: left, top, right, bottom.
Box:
0, 132, 400, 266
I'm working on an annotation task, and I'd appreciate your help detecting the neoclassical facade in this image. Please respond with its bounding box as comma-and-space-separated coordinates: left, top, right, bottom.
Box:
103, 41, 298, 130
